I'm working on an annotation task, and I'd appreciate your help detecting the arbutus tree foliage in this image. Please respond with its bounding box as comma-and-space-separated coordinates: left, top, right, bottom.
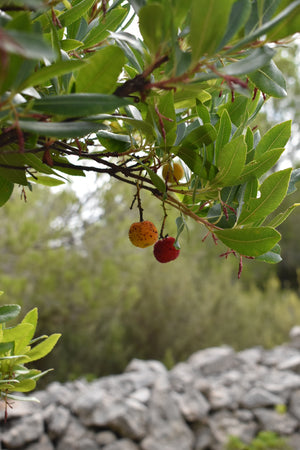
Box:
0, 0, 300, 275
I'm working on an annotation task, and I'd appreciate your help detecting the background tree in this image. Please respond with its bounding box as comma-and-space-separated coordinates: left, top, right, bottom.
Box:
0, 184, 299, 383
0, 0, 300, 275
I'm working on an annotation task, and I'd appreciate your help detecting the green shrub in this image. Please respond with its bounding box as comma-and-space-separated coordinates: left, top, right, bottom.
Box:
226, 431, 291, 450
0, 296, 60, 419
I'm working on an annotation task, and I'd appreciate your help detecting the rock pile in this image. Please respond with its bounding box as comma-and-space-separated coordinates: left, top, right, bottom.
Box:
2, 328, 300, 449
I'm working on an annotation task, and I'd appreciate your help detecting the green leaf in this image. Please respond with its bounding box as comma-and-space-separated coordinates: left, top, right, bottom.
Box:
214, 135, 247, 186
76, 46, 125, 94
12, 378, 36, 392
221, 46, 275, 76
215, 110, 232, 161
218, 0, 252, 48
24, 154, 55, 175
256, 246, 282, 264
228, 0, 300, 52
28, 175, 65, 186
3, 323, 34, 354
175, 216, 186, 247
220, 96, 249, 127
180, 124, 217, 149
59, 0, 96, 27
83, 7, 128, 48
215, 226, 281, 257
1, 29, 54, 61
0, 304, 21, 324
267, 0, 300, 41
238, 168, 292, 226
176, 147, 204, 175
156, 91, 177, 147
0, 176, 14, 207
238, 148, 285, 183
20, 333, 61, 363
18, 120, 107, 138
20, 60, 86, 90
255, 121, 291, 158
22, 308, 38, 338
145, 167, 166, 193
0, 153, 27, 185
33, 94, 133, 116
287, 168, 300, 195
97, 131, 131, 152
61, 39, 84, 51
196, 100, 210, 124
138, 3, 165, 54
266, 203, 300, 228
190, 0, 235, 62
248, 60, 287, 98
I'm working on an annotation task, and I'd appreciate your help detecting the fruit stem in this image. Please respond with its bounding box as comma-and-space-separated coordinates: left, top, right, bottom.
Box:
136, 182, 144, 222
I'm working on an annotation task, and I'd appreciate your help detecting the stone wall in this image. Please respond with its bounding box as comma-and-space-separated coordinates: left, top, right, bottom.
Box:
2, 328, 300, 450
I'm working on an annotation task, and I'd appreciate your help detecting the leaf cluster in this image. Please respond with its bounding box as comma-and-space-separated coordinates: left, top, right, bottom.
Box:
0, 0, 300, 268
0, 297, 60, 409
226, 431, 291, 450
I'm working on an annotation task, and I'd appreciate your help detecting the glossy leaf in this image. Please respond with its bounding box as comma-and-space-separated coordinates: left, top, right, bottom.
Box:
267, 0, 300, 41
3, 323, 34, 354
76, 46, 125, 94
12, 379, 36, 392
215, 110, 232, 161
21, 60, 86, 90
216, 227, 281, 257
19, 333, 61, 364
228, 0, 300, 52
33, 94, 133, 116
0, 154, 27, 185
22, 308, 38, 336
190, 0, 235, 62
176, 147, 204, 175
238, 148, 285, 183
218, 0, 252, 49
61, 39, 84, 51
139, 3, 166, 54
59, 0, 96, 27
0, 176, 14, 207
28, 175, 65, 186
18, 120, 107, 138
222, 96, 250, 127
24, 154, 55, 175
180, 124, 217, 149
0, 304, 21, 324
249, 60, 287, 98
238, 168, 292, 226
97, 130, 131, 153
83, 7, 128, 48
1, 29, 54, 61
215, 135, 247, 186
221, 46, 275, 76
266, 203, 300, 228
256, 245, 282, 264
145, 167, 166, 193
255, 121, 291, 158
156, 91, 177, 147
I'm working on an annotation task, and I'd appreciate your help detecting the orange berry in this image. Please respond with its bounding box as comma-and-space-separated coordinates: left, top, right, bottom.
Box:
128, 221, 158, 248
162, 162, 184, 183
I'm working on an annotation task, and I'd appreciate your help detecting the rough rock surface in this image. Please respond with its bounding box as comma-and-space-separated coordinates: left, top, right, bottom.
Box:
2, 329, 300, 449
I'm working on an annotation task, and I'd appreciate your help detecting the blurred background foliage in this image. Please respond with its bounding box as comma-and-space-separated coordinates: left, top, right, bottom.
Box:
0, 45, 299, 386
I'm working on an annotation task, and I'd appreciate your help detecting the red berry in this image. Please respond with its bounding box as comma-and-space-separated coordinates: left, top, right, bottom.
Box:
153, 237, 180, 263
